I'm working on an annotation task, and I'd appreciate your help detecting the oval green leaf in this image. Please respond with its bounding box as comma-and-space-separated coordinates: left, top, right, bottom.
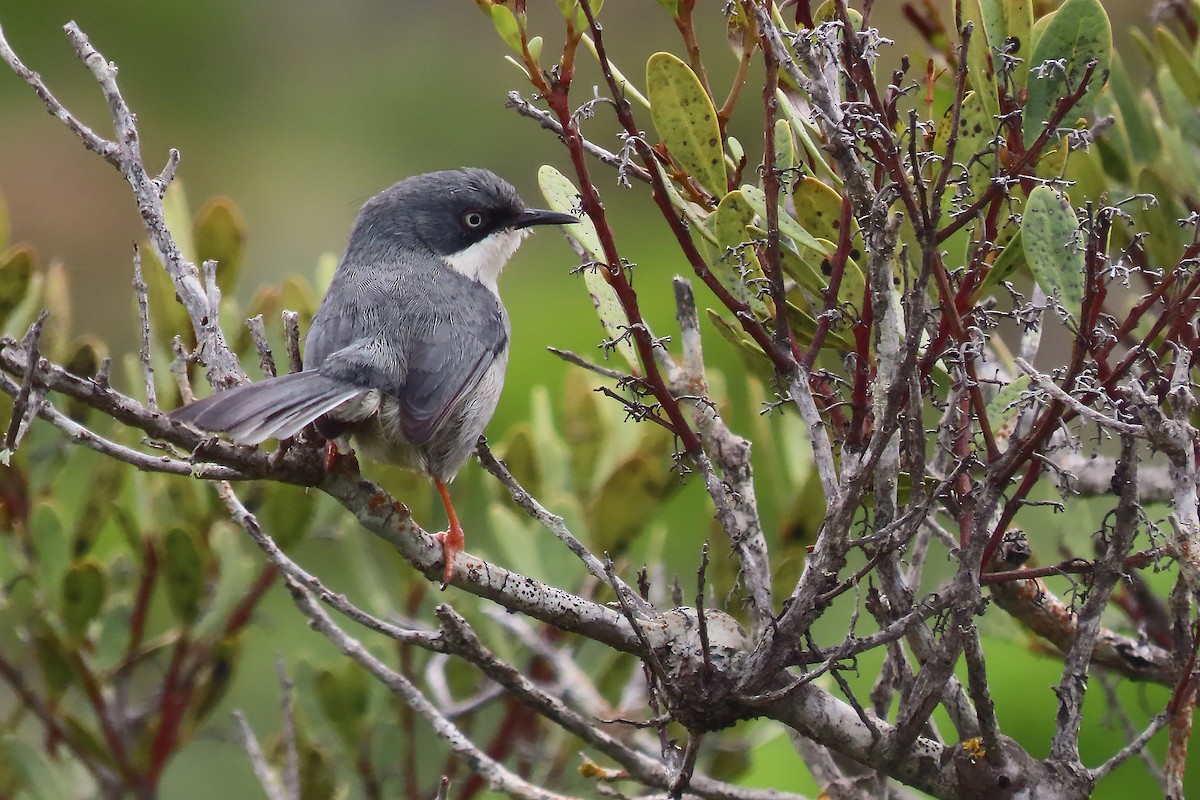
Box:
162, 527, 205, 626
1021, 0, 1111, 147
537, 166, 638, 372
0, 245, 34, 327
194, 197, 247, 296
60, 559, 107, 640
1022, 185, 1084, 321
646, 51, 726, 197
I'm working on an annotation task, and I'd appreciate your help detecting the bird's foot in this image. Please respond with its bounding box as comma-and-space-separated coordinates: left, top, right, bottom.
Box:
321, 438, 358, 474
433, 524, 464, 589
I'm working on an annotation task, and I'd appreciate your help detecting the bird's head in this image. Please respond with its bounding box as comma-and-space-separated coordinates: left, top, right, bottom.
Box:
346, 168, 578, 289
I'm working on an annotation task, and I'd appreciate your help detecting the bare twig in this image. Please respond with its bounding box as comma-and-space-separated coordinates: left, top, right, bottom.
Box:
234, 710, 286, 800
133, 244, 158, 409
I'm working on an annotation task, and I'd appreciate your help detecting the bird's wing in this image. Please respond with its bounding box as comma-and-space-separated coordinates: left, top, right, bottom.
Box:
317, 274, 508, 447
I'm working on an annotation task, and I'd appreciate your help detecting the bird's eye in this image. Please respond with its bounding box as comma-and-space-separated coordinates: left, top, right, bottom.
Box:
462, 210, 486, 229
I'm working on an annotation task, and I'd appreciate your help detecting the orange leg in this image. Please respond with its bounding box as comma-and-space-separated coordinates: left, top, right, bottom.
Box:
432, 479, 465, 586
323, 440, 340, 472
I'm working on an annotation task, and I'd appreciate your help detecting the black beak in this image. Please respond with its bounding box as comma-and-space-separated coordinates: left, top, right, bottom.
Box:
512, 208, 579, 229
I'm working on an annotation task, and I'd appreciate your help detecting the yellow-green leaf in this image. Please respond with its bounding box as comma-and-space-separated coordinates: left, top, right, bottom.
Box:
193, 197, 247, 296
705, 190, 769, 316
0, 736, 72, 800
1006, 0, 1034, 88
739, 185, 831, 256
587, 448, 678, 555
538, 165, 601, 259
280, 275, 318, 330
933, 91, 997, 204
490, 4, 523, 53
646, 52, 726, 197
537, 166, 638, 372
556, 0, 603, 30
706, 309, 773, 381
0, 245, 34, 327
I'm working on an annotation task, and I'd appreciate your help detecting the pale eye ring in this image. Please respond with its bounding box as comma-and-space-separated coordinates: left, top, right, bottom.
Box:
462, 210, 486, 229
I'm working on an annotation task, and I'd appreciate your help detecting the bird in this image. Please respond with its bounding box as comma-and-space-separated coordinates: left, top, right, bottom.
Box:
171, 168, 577, 584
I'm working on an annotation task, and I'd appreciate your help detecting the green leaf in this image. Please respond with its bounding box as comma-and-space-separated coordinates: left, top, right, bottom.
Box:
646, 52, 726, 197
561, 369, 606, 491
704, 190, 769, 316
1107, 54, 1160, 166
773, 118, 795, 172
1006, 0, 1034, 88
39, 261, 71, 361
191, 635, 241, 724
162, 181, 195, 263
739, 185, 831, 256
556, 0, 603, 30
986, 374, 1033, 452
959, 0, 1001, 124
261, 484, 318, 551
653, 0, 679, 14
1134, 168, 1186, 272
706, 309, 773, 381
71, 443, 123, 554
0, 244, 34, 327
60, 559, 107, 640
932, 90, 997, 204
281, 274, 318, 330
537, 166, 639, 373
537, 165, 601, 259
162, 527, 205, 626
314, 661, 370, 748
498, 423, 541, 498
587, 445, 678, 555
0, 736, 72, 800
792, 177, 858, 246
785, 302, 854, 351
1022, 186, 1084, 321
975, 228, 1026, 297
1154, 25, 1200, 105
812, 1, 862, 28
193, 197, 247, 296
33, 627, 76, 699
142, 243, 195, 350
490, 4, 523, 53
31, 500, 70, 600
1021, 0, 1111, 148
63, 336, 108, 422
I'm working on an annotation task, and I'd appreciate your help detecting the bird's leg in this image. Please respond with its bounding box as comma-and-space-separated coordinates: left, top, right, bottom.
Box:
432, 479, 465, 587
323, 440, 340, 473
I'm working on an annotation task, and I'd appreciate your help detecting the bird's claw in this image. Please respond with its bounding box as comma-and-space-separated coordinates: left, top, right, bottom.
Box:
433, 527, 464, 589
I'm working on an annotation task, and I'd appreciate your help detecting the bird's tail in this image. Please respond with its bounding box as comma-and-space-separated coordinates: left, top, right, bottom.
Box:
170, 371, 363, 444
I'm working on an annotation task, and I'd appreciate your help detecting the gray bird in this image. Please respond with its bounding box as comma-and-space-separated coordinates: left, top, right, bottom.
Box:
171, 168, 577, 583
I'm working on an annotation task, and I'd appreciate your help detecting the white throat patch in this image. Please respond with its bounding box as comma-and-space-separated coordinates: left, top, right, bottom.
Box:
442, 227, 529, 294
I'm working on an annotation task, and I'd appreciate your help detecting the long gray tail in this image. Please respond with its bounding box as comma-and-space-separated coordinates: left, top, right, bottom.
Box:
170, 371, 363, 444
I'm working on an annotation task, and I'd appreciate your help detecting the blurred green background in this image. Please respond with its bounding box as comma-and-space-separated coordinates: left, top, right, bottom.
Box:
0, 2, 1178, 799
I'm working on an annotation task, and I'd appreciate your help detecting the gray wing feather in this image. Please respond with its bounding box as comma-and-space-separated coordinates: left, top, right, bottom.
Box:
171, 371, 362, 445
395, 288, 506, 445
311, 263, 508, 448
